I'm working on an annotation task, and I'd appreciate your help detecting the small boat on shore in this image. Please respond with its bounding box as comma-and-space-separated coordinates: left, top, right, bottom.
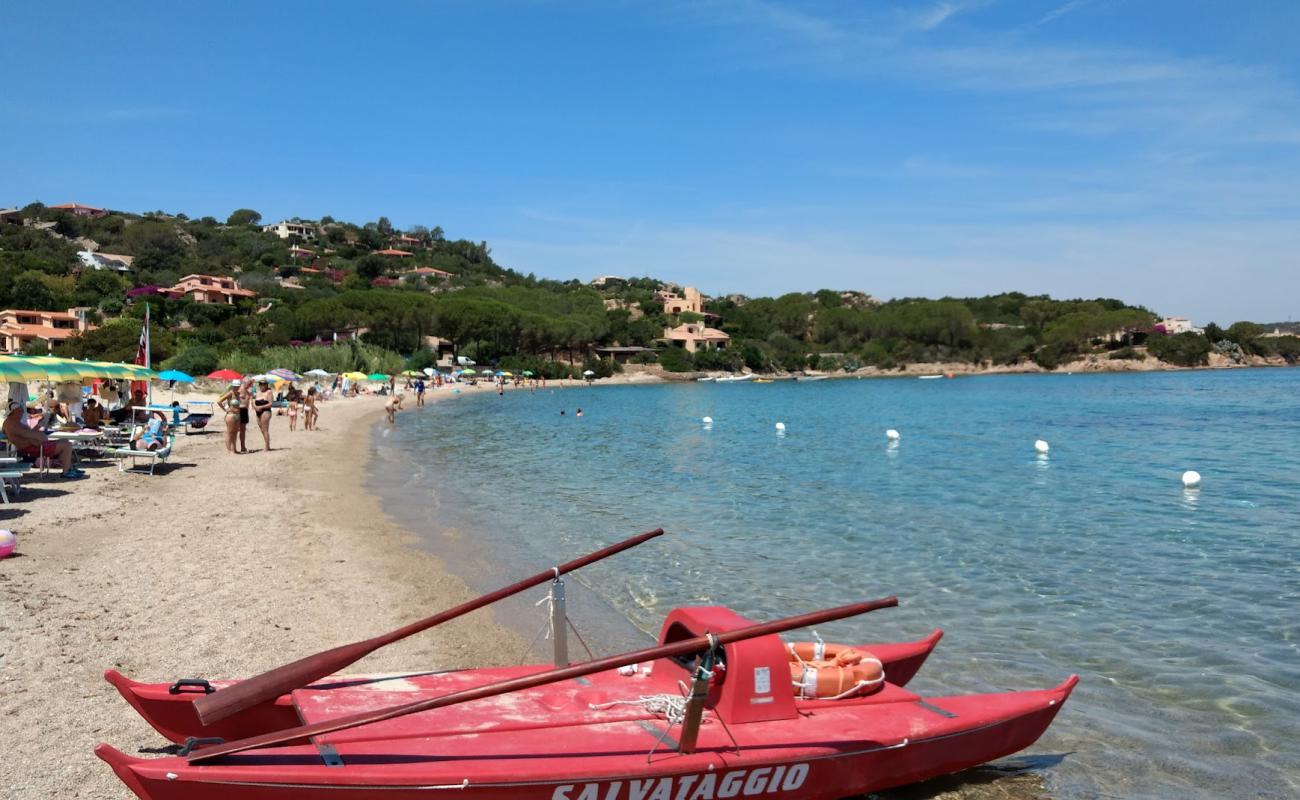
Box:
715, 373, 756, 382
95, 532, 1076, 800
103, 626, 945, 746
99, 604, 1073, 800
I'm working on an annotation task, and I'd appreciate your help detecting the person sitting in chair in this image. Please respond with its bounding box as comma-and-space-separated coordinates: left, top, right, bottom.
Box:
130, 410, 168, 451
110, 389, 147, 424
3, 399, 83, 478
81, 398, 104, 429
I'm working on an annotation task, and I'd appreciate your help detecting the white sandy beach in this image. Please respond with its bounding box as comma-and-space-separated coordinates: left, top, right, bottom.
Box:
0, 384, 531, 798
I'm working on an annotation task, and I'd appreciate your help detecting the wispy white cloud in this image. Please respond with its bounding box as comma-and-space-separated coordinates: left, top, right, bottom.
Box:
912, 1, 989, 32
671, 1, 1300, 151
1035, 0, 1090, 27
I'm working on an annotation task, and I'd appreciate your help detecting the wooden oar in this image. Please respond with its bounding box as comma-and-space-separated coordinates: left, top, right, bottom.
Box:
188, 596, 898, 763
194, 528, 664, 725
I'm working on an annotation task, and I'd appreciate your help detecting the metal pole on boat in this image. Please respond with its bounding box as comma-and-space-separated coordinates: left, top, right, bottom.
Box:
677, 635, 720, 754
550, 577, 569, 667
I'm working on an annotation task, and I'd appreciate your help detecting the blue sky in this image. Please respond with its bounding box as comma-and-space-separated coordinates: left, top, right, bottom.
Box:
4, 1, 1298, 324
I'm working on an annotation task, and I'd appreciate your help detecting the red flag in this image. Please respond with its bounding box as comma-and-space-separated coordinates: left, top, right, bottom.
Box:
130, 305, 150, 404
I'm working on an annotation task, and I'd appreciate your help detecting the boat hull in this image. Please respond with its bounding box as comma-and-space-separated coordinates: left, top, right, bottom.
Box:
97, 675, 1076, 800
107, 631, 943, 745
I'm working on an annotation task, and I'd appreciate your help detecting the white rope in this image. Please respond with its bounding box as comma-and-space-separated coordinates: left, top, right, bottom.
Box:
533, 592, 556, 641
589, 694, 691, 726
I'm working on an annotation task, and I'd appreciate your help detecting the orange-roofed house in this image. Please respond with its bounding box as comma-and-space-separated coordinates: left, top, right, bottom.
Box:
663, 321, 730, 353
376, 248, 415, 258
0, 307, 96, 354
50, 203, 108, 218
393, 235, 423, 249
168, 274, 257, 305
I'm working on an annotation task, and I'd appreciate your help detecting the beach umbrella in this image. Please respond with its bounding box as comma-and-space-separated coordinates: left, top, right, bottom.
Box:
423, 368, 435, 376
401, 370, 423, 377
342, 371, 367, 381
156, 370, 194, 383
304, 368, 331, 377
521, 370, 534, 377
499, 371, 513, 377
269, 368, 302, 382
367, 372, 391, 382
459, 368, 477, 375
583, 369, 595, 376
0, 357, 45, 382
76, 359, 156, 380
17, 355, 101, 382
208, 369, 242, 381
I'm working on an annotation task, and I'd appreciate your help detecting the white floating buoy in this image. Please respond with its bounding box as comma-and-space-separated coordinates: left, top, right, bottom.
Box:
885, 429, 900, 440
702, 416, 713, 425
775, 422, 786, 432
1034, 439, 1050, 454
1182, 470, 1201, 488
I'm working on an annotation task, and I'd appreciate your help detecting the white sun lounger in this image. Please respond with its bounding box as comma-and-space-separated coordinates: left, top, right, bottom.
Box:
0, 461, 27, 503
111, 435, 175, 475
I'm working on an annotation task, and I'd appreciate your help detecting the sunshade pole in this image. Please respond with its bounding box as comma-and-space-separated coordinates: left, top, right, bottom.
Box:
187, 596, 899, 763
193, 528, 665, 725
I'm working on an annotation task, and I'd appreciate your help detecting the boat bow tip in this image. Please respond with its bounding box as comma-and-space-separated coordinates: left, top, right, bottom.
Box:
1054, 674, 1081, 698
104, 668, 137, 689
95, 743, 153, 798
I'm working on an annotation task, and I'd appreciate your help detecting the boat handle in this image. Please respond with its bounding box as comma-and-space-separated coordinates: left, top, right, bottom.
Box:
169, 678, 216, 695
177, 737, 225, 757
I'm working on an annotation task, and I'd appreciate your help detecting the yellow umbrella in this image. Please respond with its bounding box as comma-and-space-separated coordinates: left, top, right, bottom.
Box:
5, 355, 88, 382
0, 356, 48, 382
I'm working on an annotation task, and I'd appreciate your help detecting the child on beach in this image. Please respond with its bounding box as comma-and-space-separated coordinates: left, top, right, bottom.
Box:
287, 386, 303, 431
385, 393, 404, 424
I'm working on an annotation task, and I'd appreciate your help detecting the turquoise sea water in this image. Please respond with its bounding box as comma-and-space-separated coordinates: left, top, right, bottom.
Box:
367, 370, 1300, 800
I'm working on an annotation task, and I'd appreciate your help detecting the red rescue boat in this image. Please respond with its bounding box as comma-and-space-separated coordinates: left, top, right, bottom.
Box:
97, 604, 1075, 800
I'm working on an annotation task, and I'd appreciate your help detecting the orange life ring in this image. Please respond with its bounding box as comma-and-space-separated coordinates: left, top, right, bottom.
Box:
786, 642, 885, 699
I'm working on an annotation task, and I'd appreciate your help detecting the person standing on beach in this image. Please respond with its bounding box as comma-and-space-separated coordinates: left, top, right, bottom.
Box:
286, 386, 302, 431
414, 377, 426, 407
236, 378, 253, 452
216, 380, 242, 454
304, 387, 319, 430
253, 379, 274, 451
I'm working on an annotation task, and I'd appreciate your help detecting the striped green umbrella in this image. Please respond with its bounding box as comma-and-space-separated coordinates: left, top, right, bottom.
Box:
8, 355, 90, 382
0, 357, 46, 382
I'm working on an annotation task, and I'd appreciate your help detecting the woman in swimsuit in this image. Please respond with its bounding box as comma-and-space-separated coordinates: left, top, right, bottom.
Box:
217, 380, 242, 455
254, 379, 274, 451
287, 386, 302, 431
304, 387, 319, 431
236, 378, 253, 452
